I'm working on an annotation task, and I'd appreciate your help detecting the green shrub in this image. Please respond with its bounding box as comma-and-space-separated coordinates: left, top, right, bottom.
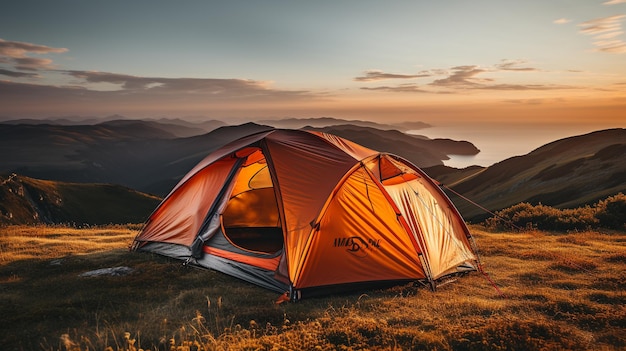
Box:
484, 203, 596, 231
595, 193, 626, 230
484, 193, 625, 231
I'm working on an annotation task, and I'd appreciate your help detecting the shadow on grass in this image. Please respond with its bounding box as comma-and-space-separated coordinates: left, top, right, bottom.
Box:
0, 249, 290, 350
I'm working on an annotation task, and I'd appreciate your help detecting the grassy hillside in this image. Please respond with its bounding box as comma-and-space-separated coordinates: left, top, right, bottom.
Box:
0, 174, 161, 225
423, 164, 485, 186
445, 129, 626, 220
0, 225, 623, 350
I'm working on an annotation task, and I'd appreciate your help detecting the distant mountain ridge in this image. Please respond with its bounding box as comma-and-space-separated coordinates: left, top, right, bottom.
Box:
0, 173, 161, 225
258, 117, 431, 131
0, 115, 429, 135
429, 128, 626, 220
0, 121, 471, 196
0, 116, 624, 225
0, 116, 227, 138
0, 122, 273, 196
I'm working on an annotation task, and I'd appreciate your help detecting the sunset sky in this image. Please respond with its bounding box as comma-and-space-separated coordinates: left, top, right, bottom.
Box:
1, 0, 625, 163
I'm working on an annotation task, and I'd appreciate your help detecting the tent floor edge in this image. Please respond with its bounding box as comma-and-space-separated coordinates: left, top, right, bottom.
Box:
134, 242, 192, 260
195, 253, 288, 293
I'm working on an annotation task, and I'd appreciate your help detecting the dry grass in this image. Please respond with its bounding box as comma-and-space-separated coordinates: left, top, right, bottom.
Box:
0, 225, 138, 263
0, 224, 624, 350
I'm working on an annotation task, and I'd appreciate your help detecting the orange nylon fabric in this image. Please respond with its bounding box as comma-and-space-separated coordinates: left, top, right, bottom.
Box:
203, 246, 280, 271
378, 155, 404, 181
167, 131, 272, 197
136, 158, 236, 246
229, 151, 271, 197
264, 130, 364, 283
308, 131, 378, 161
294, 167, 425, 288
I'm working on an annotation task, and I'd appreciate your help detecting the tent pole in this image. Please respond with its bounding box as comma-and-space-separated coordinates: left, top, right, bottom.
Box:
289, 285, 301, 302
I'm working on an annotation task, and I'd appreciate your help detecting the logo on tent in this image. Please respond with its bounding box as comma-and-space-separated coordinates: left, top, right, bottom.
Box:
333, 236, 380, 258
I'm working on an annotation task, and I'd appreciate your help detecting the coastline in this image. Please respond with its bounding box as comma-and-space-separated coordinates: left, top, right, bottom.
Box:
408, 124, 620, 168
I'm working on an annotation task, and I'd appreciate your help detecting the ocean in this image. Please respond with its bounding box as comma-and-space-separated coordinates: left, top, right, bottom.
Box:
408, 124, 615, 168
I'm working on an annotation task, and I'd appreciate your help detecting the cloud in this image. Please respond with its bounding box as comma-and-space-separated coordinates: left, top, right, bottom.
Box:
63, 70, 317, 100
579, 15, 625, 34
429, 65, 488, 87
358, 61, 568, 93
554, 18, 571, 24
593, 40, 626, 53
360, 84, 433, 93
66, 71, 164, 90
0, 68, 39, 78
0, 38, 68, 57
0, 72, 326, 116
495, 59, 539, 72
14, 57, 56, 71
475, 84, 574, 91
502, 99, 546, 105
0, 38, 68, 72
603, 0, 626, 5
579, 15, 626, 53
354, 70, 431, 82
593, 30, 624, 39
432, 64, 570, 90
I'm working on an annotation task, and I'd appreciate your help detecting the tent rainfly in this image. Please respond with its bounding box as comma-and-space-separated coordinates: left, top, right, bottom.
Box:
132, 129, 480, 301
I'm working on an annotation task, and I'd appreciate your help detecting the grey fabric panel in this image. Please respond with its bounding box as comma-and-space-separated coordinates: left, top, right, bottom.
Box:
457, 262, 477, 272
136, 242, 191, 260
206, 229, 240, 251
199, 212, 222, 243
136, 242, 287, 293
195, 254, 288, 293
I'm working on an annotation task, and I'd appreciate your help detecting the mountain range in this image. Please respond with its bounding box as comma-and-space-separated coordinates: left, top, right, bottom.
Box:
0, 118, 476, 196
0, 121, 273, 196
0, 117, 624, 224
0, 115, 429, 134
0, 173, 160, 225
257, 117, 431, 131
0, 115, 227, 138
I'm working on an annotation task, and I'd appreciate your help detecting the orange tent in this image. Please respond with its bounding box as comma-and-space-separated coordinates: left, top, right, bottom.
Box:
132, 129, 479, 300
